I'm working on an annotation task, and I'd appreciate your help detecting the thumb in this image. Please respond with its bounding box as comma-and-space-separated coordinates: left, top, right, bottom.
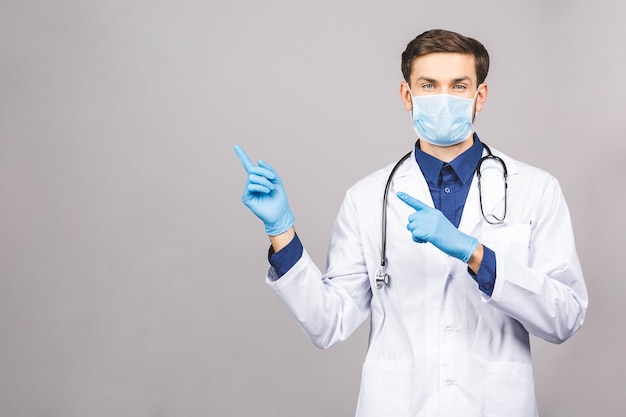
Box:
397, 192, 427, 211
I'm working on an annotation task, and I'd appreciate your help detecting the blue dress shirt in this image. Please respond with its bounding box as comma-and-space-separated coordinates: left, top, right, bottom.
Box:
414, 134, 496, 295
269, 134, 497, 296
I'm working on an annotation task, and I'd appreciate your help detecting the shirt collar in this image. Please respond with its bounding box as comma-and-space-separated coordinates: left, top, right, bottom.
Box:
414, 133, 485, 186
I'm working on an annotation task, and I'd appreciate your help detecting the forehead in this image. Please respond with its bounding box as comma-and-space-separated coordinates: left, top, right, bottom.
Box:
410, 52, 477, 83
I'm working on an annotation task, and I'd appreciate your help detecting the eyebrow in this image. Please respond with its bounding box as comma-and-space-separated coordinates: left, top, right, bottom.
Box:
415, 76, 437, 84
452, 76, 474, 85
414, 76, 474, 85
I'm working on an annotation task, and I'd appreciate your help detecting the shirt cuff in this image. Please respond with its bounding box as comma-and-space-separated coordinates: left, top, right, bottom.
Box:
268, 233, 303, 278
467, 245, 496, 296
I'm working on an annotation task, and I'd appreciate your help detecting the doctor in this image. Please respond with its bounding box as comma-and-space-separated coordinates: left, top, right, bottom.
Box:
235, 29, 588, 417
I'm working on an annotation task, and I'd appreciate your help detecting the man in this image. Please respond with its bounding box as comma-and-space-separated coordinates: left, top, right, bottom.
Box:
235, 29, 588, 417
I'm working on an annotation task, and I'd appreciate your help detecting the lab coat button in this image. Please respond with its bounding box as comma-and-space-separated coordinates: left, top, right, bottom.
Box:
444, 187, 451, 193
444, 325, 454, 333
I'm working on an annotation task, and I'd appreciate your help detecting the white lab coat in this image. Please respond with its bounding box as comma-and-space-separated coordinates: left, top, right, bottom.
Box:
265, 147, 588, 417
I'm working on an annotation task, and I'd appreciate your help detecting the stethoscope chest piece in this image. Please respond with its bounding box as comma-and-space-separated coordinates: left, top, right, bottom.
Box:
375, 267, 389, 289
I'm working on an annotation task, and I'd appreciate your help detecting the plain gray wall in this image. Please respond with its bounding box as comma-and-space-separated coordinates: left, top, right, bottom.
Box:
1, 0, 624, 416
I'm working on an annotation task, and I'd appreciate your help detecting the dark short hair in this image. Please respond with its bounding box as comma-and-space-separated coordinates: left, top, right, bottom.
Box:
401, 29, 490, 86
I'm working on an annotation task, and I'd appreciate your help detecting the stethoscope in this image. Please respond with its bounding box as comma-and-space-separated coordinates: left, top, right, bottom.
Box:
375, 142, 508, 289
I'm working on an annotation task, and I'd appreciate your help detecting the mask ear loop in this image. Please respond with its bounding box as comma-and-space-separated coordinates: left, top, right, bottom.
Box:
470, 83, 484, 123
406, 84, 416, 117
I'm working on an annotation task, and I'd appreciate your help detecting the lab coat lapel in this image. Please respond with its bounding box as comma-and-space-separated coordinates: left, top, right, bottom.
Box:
391, 151, 434, 207
459, 174, 482, 234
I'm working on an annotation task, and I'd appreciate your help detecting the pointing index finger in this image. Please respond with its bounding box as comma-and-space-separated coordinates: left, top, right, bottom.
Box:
234, 144, 255, 172
397, 191, 427, 211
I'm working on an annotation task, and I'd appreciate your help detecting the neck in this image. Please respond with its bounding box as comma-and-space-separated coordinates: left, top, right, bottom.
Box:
419, 137, 474, 163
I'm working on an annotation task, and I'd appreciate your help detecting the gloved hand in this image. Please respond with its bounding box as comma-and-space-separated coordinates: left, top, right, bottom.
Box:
234, 145, 295, 236
397, 191, 478, 263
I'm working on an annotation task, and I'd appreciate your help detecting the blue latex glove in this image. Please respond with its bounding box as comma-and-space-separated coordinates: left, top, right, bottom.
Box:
234, 145, 295, 236
397, 191, 478, 263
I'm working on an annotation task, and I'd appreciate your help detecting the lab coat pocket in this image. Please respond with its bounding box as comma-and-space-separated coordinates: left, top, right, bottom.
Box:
485, 361, 537, 417
356, 360, 412, 417
482, 224, 531, 266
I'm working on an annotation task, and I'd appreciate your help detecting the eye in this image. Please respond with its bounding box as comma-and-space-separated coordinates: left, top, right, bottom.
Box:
452, 84, 467, 91
422, 83, 434, 90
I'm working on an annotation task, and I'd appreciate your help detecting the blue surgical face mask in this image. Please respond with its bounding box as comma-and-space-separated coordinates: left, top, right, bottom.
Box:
410, 91, 478, 146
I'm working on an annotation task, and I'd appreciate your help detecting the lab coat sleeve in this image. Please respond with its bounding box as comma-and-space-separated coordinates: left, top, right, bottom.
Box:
485, 175, 588, 344
265, 190, 372, 349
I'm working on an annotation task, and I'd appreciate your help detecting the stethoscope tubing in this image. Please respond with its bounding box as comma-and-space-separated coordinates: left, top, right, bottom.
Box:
377, 142, 507, 289
379, 151, 412, 271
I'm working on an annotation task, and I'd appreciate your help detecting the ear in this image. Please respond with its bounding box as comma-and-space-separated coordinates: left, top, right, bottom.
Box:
475, 83, 488, 112
399, 81, 413, 111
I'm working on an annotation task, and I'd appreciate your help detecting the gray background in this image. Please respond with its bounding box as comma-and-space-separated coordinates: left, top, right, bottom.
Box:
0, 0, 623, 416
